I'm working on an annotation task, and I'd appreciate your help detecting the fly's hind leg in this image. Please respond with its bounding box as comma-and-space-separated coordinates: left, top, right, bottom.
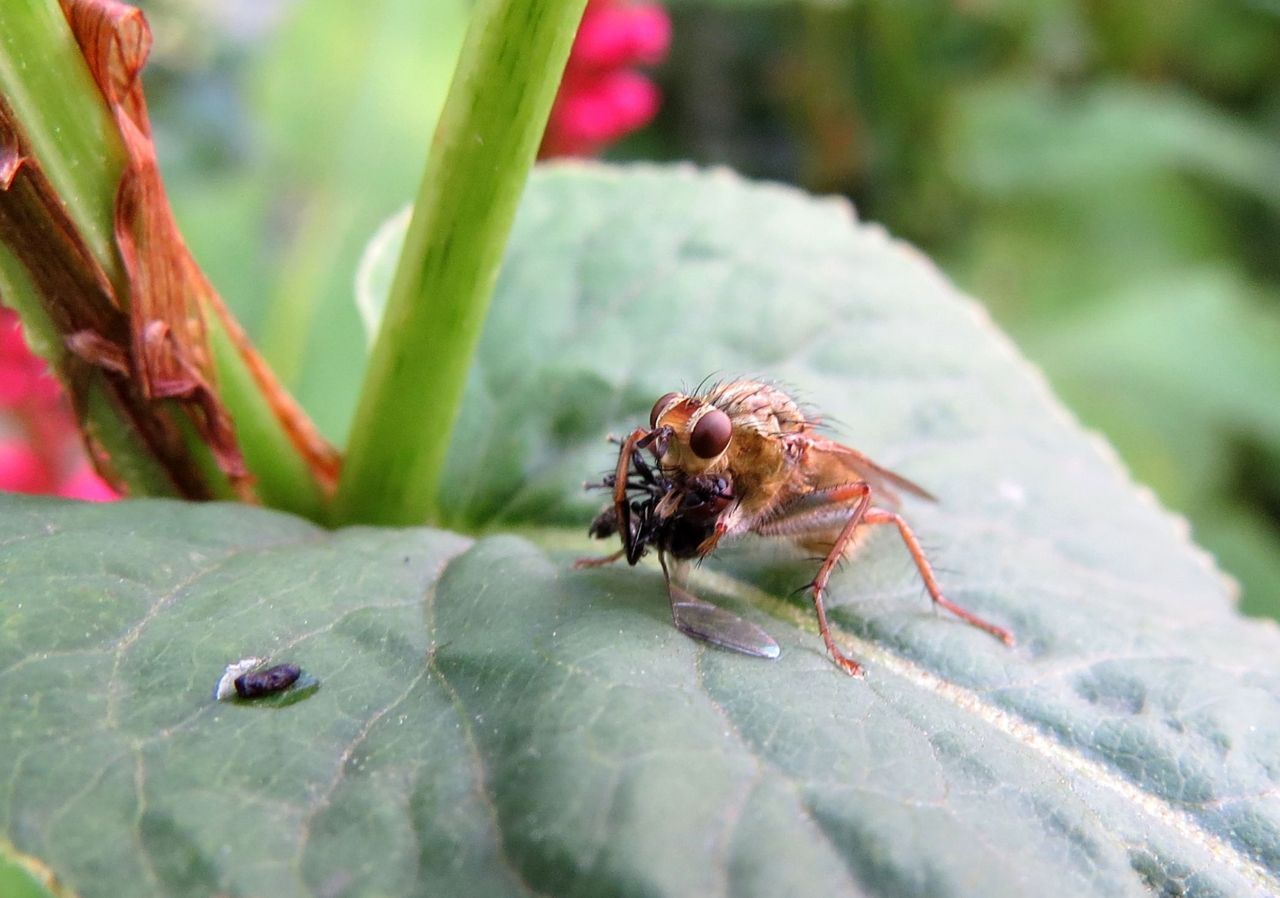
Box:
755, 481, 874, 676
862, 509, 1014, 646
804, 484, 873, 677
756, 486, 1013, 673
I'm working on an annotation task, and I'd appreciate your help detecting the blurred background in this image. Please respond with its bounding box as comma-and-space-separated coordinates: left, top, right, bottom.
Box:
125, 0, 1280, 617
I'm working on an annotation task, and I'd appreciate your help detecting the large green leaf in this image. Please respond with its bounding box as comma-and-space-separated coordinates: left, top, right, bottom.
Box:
3, 166, 1279, 897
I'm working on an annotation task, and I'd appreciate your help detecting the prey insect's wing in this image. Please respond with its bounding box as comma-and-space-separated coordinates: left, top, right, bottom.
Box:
670, 601, 782, 659
662, 557, 780, 659
800, 437, 936, 505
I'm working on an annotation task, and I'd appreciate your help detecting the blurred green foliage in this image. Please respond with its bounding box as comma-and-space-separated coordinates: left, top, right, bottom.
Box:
136, 0, 1280, 617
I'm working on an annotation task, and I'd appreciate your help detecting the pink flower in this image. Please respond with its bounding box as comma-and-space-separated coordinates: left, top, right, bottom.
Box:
541, 0, 671, 158
61, 463, 120, 501
0, 441, 49, 493
0, 306, 118, 501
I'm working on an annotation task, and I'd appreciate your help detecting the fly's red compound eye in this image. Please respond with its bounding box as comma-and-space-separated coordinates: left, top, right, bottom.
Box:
650, 392, 679, 428
690, 408, 732, 459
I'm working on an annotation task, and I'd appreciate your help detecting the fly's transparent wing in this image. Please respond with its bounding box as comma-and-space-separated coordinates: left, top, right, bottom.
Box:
798, 436, 937, 506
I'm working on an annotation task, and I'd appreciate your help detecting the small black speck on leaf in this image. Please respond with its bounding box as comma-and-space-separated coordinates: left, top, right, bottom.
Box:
234, 663, 301, 699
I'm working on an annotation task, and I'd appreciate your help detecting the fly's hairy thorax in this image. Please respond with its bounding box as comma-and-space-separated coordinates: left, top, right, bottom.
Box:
705, 381, 813, 513
705, 381, 811, 438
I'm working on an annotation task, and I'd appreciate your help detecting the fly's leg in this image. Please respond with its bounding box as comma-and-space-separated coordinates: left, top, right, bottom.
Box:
754, 484, 1014, 672
614, 426, 675, 564
573, 548, 626, 569
804, 483, 873, 677
754, 482, 875, 676
600, 427, 672, 565
693, 499, 747, 557
862, 509, 1014, 646
608, 428, 650, 562
578, 425, 670, 568
695, 519, 728, 556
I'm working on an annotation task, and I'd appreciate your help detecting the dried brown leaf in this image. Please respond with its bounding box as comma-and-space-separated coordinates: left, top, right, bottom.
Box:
64, 0, 341, 493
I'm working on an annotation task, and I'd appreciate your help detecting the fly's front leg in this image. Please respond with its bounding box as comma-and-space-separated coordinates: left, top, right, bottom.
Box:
862, 509, 1014, 646
574, 427, 651, 569
603, 426, 675, 565
756, 482, 873, 676
695, 520, 728, 557
694, 500, 747, 557
609, 428, 649, 555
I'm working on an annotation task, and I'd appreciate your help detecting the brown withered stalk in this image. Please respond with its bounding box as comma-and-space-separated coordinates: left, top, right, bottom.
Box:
0, 0, 338, 501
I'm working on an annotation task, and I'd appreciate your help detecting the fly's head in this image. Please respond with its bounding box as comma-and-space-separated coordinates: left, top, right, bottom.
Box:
647, 390, 736, 477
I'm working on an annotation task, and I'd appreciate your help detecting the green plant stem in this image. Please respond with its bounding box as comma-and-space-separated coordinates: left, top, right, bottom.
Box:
206, 315, 328, 518
331, 0, 588, 526
0, 1, 120, 360
0, 0, 124, 284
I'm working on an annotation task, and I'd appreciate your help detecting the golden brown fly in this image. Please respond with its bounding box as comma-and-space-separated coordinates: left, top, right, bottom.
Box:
577, 380, 1014, 676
